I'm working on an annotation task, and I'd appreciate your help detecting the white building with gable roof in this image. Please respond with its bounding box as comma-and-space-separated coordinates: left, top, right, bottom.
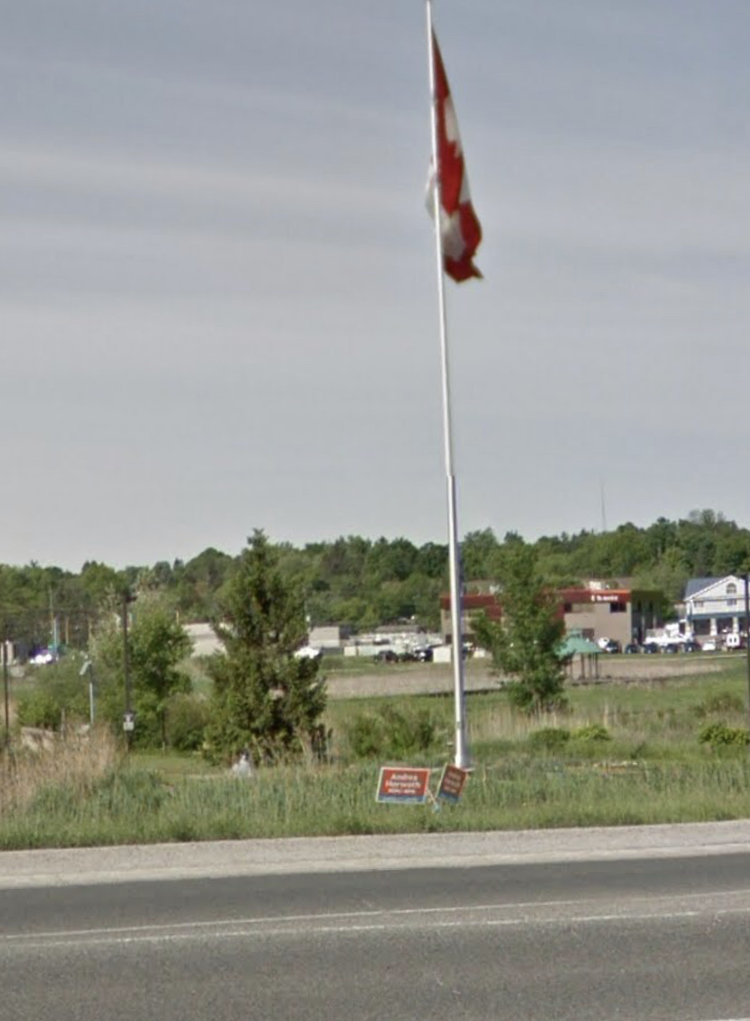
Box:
684, 575, 749, 641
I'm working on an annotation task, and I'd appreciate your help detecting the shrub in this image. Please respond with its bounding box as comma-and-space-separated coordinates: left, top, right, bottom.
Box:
694, 692, 745, 719
17, 655, 92, 731
16, 689, 63, 730
573, 724, 612, 743
343, 704, 438, 761
699, 723, 749, 749
166, 694, 210, 751
380, 704, 437, 759
347, 714, 386, 759
527, 727, 571, 752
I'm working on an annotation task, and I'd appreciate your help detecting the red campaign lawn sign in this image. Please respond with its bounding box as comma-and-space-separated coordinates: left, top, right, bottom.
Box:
436, 764, 469, 804
376, 766, 432, 805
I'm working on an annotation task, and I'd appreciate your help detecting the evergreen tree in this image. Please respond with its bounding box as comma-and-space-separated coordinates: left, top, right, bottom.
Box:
205, 531, 326, 764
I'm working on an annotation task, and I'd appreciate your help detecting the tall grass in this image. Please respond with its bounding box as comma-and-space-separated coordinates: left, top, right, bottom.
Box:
3, 663, 750, 850
0, 728, 119, 815
3, 754, 750, 850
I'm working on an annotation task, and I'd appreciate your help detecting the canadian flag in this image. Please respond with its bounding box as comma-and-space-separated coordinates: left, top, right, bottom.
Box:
430, 30, 482, 282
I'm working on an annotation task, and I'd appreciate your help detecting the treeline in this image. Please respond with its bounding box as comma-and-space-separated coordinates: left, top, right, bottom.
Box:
3, 509, 750, 649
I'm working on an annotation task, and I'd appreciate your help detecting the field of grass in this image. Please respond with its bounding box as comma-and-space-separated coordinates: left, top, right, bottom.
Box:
2, 659, 750, 850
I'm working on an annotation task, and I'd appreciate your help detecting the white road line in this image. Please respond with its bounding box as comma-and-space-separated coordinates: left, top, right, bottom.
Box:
3, 905, 750, 953
4, 885, 750, 943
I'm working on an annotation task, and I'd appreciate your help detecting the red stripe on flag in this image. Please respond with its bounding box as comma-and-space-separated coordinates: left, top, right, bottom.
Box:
432, 31, 482, 283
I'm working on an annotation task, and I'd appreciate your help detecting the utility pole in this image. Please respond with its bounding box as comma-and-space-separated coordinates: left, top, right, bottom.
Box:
121, 590, 135, 749
744, 575, 750, 755
49, 586, 59, 656
2, 634, 9, 752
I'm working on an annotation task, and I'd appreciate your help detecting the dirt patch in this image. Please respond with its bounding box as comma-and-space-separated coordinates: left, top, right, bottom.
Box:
324, 656, 727, 699
587, 657, 726, 683
325, 662, 492, 699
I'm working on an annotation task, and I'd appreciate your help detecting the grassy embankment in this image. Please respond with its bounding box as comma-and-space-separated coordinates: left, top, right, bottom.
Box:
2, 657, 750, 850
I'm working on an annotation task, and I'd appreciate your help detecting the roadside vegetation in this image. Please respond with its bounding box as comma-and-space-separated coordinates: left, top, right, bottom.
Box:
4, 508, 750, 850
3, 658, 750, 850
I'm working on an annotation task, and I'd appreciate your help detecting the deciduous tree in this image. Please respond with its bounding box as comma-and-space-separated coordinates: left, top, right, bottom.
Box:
91, 591, 192, 747
473, 540, 567, 713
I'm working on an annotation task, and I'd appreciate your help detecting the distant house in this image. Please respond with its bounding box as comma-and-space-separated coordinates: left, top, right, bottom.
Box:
308, 626, 346, 651
684, 575, 749, 639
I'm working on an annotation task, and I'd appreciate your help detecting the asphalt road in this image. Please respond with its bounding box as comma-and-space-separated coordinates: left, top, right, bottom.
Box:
3, 830, 750, 1021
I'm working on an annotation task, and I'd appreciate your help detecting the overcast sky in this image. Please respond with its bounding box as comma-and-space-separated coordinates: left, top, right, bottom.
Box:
3, 1, 749, 569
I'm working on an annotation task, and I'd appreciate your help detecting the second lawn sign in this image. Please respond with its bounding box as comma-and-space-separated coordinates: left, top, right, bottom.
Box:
436, 764, 469, 804
376, 767, 431, 804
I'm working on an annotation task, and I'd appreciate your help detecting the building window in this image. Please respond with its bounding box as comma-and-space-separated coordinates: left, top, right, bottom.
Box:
609, 603, 626, 613
728, 599, 737, 608
727, 583, 737, 595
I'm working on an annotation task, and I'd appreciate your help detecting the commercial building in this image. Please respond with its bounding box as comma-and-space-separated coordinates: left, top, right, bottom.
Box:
559, 585, 662, 647
440, 582, 662, 648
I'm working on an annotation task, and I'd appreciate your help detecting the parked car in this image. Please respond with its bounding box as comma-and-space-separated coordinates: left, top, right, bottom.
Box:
642, 641, 660, 654
374, 649, 398, 663
294, 645, 322, 660
624, 642, 641, 654
662, 643, 679, 654
683, 640, 702, 653
602, 639, 621, 654
29, 648, 58, 666
701, 639, 718, 652
413, 646, 434, 663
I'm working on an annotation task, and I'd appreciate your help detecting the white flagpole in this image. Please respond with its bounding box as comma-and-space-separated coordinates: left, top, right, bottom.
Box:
426, 0, 470, 769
